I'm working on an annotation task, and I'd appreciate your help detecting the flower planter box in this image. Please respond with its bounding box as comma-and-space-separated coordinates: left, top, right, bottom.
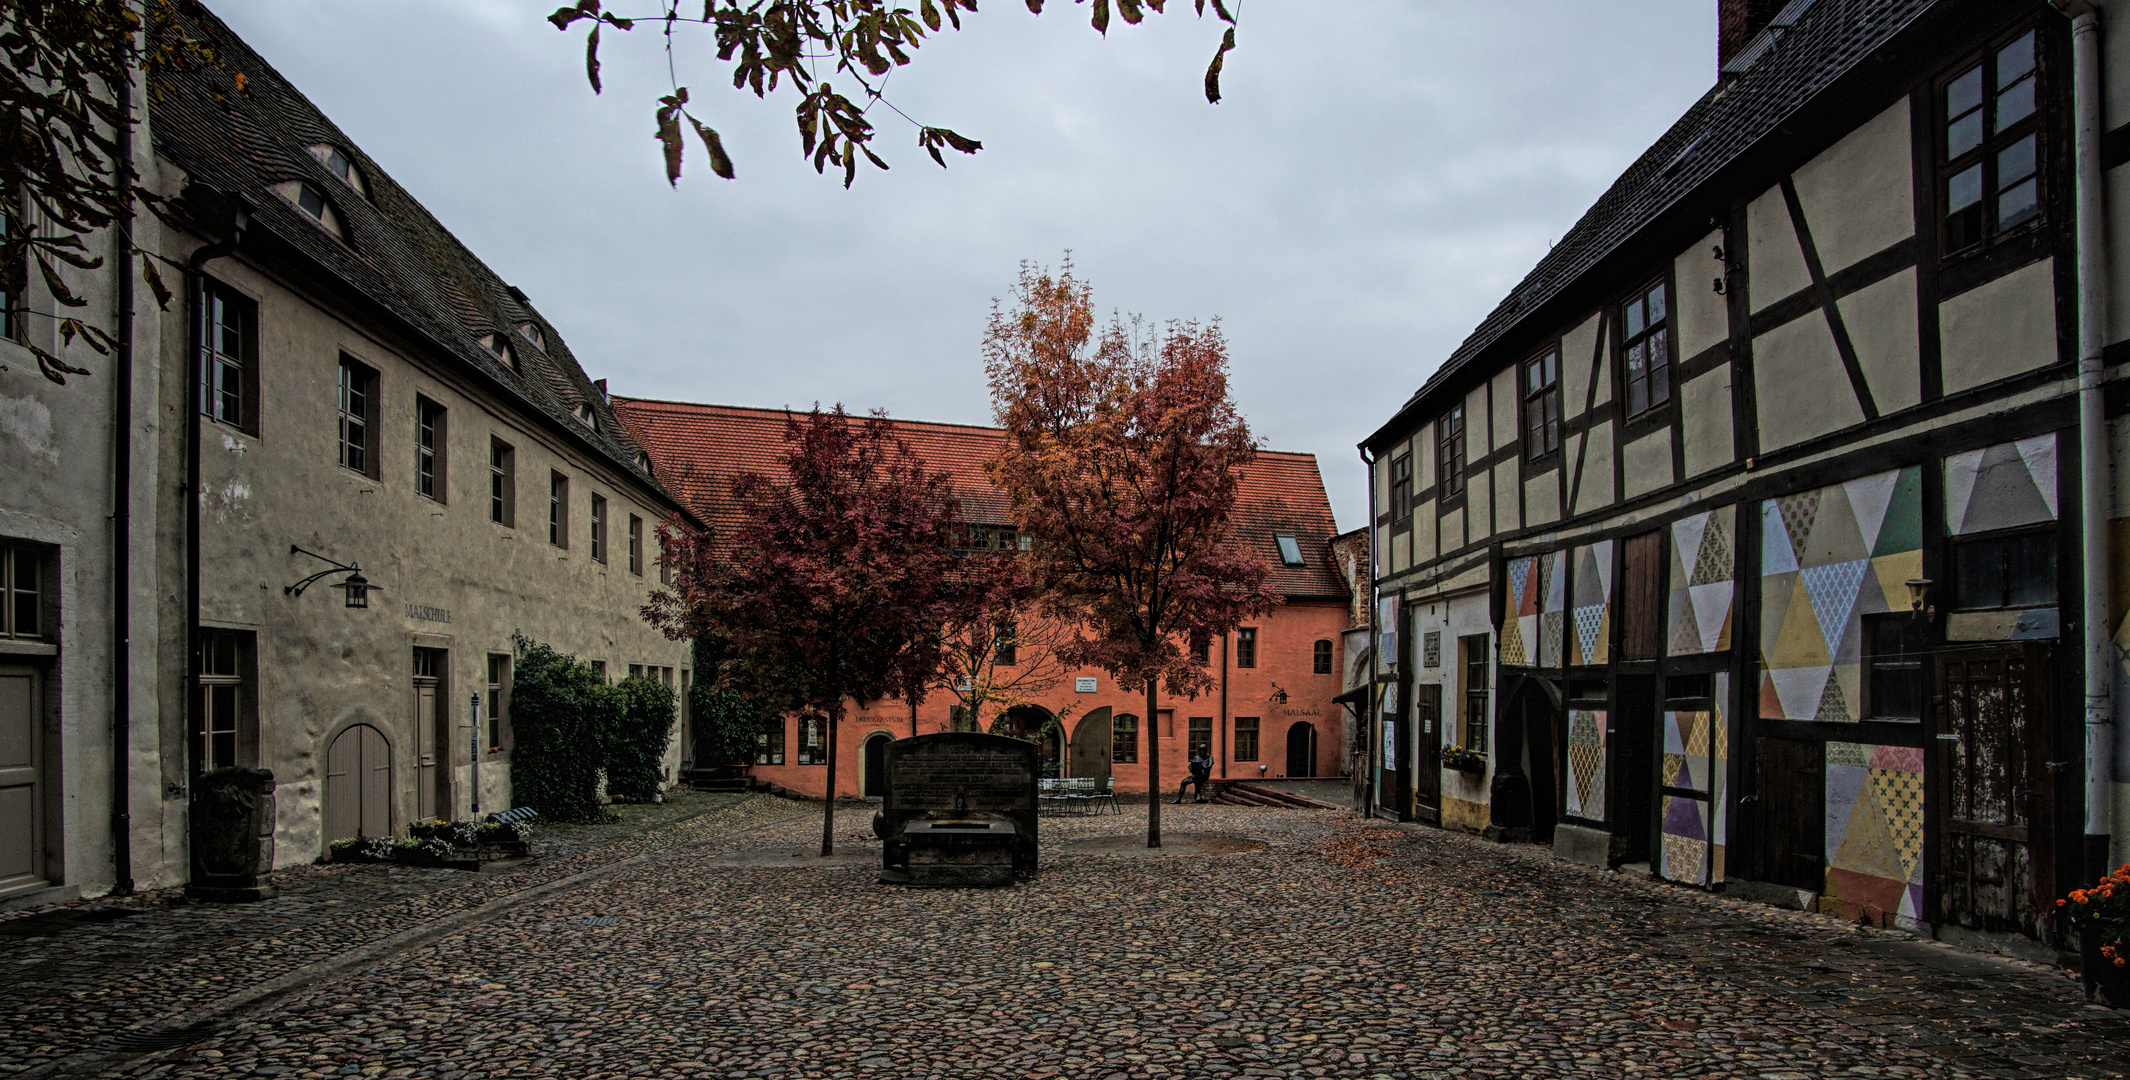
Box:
2081, 924, 2130, 1009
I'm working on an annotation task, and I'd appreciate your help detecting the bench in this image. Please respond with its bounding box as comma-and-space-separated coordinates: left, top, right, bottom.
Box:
1038, 777, 1118, 816
486, 806, 539, 825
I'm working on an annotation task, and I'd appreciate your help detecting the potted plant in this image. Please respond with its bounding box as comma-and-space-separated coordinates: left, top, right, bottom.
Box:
1442, 745, 1487, 774
2061, 863, 2130, 1008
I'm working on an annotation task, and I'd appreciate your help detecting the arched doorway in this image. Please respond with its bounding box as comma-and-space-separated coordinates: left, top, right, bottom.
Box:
1285, 722, 1317, 778
1067, 707, 1112, 782
861, 732, 893, 797
324, 724, 392, 842
1493, 676, 1561, 844
997, 705, 1061, 778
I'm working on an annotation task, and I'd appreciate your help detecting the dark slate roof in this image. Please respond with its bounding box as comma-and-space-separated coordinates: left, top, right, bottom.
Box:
152, 2, 671, 503
1375, 0, 1936, 442
610, 397, 1354, 602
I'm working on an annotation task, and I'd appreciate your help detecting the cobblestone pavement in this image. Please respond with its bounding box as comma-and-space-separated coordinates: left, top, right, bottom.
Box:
5, 800, 2128, 1079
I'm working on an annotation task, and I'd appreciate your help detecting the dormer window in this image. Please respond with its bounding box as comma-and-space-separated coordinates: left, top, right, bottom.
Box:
573, 403, 596, 429
306, 144, 367, 196
517, 322, 545, 349
1275, 534, 1305, 567
274, 180, 344, 238
635, 451, 654, 474
480, 333, 519, 372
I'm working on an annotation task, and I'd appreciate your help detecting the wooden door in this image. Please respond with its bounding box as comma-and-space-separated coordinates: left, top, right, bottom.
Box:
1750, 736, 1824, 891
1619, 531, 1665, 660
414, 681, 440, 821
1937, 643, 2054, 939
0, 666, 44, 897
862, 734, 891, 797
325, 724, 393, 840
1411, 683, 1441, 822
1285, 722, 1317, 778
1068, 707, 1112, 781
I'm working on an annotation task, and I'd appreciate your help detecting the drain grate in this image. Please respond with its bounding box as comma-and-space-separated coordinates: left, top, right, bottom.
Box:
109, 1021, 221, 1052
582, 916, 618, 926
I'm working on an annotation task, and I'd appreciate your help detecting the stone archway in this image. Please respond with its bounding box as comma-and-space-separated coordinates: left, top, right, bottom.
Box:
997, 705, 1061, 778
324, 723, 392, 842
1067, 707, 1112, 782
861, 731, 894, 797
1285, 721, 1318, 778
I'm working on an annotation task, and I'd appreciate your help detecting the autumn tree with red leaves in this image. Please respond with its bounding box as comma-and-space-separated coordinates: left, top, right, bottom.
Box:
984, 260, 1278, 848
644, 407, 961, 856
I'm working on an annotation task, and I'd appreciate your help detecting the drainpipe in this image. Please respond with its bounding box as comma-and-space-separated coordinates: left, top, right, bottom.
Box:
108, 54, 136, 896
1360, 444, 1378, 818
2058, 0, 2117, 880
1218, 633, 1230, 779
184, 203, 248, 815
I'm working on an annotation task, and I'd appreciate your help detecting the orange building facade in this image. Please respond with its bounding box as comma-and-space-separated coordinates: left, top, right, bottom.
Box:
611, 398, 1354, 797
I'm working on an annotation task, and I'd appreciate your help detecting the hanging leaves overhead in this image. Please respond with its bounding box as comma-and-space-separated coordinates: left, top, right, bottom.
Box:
548, 0, 1240, 187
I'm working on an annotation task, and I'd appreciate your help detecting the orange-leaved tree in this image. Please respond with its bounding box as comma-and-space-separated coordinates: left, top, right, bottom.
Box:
644, 407, 962, 856
984, 259, 1277, 848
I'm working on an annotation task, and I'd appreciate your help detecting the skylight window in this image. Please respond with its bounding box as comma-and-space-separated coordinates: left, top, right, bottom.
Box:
1275, 534, 1304, 567
307, 144, 367, 196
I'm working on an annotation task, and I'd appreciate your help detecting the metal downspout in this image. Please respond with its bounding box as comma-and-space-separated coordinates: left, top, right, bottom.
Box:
1360, 444, 1378, 818
184, 208, 247, 833
2063, 2, 2119, 878
108, 51, 135, 896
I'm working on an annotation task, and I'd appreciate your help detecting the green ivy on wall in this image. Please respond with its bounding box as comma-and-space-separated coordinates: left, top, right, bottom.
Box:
508, 635, 622, 821
609, 676, 678, 802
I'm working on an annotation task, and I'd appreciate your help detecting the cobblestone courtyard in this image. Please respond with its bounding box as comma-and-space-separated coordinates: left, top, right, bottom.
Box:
4, 795, 2128, 1080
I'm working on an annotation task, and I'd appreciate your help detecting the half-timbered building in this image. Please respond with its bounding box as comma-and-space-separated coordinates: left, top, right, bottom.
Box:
1363, 0, 2127, 959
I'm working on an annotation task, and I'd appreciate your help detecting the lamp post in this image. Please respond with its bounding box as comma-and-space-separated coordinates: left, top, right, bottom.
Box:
469, 692, 483, 817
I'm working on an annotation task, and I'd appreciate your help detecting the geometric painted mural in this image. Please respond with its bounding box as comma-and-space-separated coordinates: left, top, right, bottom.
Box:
1668, 505, 1735, 656
1758, 466, 1923, 723
1538, 551, 1567, 668
1944, 434, 2057, 536
1502, 554, 1537, 666
1565, 708, 1607, 821
1570, 540, 1614, 667
1822, 741, 1925, 927
1658, 673, 1731, 887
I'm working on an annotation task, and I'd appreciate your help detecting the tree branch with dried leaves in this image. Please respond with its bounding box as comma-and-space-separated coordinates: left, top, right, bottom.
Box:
548, 0, 1239, 188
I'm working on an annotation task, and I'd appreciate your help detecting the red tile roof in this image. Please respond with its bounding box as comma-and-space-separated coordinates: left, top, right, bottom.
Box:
610, 397, 1350, 601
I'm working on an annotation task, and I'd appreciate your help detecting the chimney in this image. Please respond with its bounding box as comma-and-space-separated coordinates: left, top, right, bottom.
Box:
1719, 0, 1785, 69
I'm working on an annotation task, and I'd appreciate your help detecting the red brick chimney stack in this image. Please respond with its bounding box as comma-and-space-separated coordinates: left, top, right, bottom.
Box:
1719, 0, 1786, 69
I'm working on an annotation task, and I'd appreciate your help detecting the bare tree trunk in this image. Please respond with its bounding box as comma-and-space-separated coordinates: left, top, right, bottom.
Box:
821, 712, 838, 856
1146, 677, 1161, 849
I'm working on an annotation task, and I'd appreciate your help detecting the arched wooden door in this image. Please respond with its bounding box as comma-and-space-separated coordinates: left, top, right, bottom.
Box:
325, 724, 392, 841
861, 733, 892, 797
1285, 721, 1317, 778
1067, 707, 1112, 782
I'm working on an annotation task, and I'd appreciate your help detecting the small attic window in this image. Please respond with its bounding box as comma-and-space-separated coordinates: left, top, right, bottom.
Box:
1275, 534, 1305, 567
307, 144, 367, 196
480, 333, 519, 371
573, 403, 596, 429
635, 451, 653, 474
517, 322, 545, 349
274, 180, 344, 237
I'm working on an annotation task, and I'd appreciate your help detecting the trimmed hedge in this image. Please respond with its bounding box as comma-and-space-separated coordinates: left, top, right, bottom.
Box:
609, 676, 678, 802
508, 636, 624, 821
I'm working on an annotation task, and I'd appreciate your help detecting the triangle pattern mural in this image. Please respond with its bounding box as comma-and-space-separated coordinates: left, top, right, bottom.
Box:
1759, 467, 1921, 723
1565, 709, 1606, 822
1570, 540, 1614, 667
1501, 555, 1535, 665
1668, 506, 1736, 657
1823, 741, 1925, 925
1945, 435, 2059, 537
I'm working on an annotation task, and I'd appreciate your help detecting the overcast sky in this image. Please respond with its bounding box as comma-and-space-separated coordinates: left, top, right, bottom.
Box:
208, 1, 1720, 531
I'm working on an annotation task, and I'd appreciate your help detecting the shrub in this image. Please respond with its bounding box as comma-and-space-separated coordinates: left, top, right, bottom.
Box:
609, 676, 678, 802
691, 684, 770, 766
509, 635, 622, 822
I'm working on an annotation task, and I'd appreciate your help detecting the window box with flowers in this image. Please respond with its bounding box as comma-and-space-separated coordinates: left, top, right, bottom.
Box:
1442, 745, 1487, 774
2062, 863, 2130, 1008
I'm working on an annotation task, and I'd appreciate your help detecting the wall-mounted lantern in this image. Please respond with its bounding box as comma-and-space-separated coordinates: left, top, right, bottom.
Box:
1268, 682, 1290, 705
1905, 578, 1934, 622
286, 545, 383, 609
